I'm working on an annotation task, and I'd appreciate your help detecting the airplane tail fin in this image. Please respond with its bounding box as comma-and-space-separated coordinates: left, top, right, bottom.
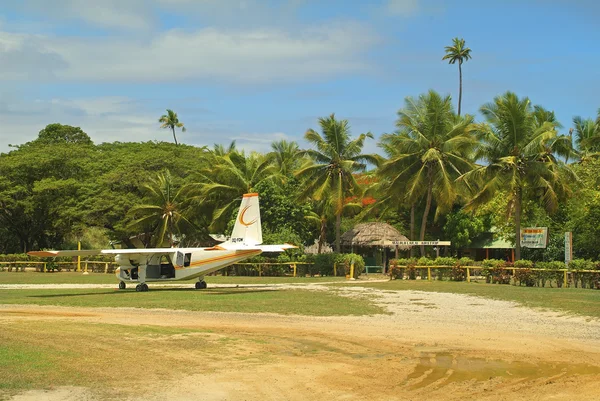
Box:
226, 193, 262, 247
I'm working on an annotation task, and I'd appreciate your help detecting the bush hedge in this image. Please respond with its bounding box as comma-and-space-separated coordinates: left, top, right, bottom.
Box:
388, 256, 600, 289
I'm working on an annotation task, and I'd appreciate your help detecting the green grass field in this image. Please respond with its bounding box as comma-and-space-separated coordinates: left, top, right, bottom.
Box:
346, 280, 600, 320
0, 287, 382, 316
0, 271, 346, 285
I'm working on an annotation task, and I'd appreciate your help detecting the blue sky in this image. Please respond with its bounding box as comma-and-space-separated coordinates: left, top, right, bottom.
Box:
1, 0, 599, 154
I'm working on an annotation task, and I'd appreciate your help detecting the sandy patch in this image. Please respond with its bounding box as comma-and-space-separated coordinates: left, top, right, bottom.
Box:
1, 284, 600, 401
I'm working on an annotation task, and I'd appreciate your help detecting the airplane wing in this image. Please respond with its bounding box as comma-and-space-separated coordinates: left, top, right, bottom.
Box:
27, 248, 178, 257
28, 250, 104, 257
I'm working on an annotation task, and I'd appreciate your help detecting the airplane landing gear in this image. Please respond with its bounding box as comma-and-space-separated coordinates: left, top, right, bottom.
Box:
136, 283, 149, 292
118, 281, 126, 290
195, 280, 207, 290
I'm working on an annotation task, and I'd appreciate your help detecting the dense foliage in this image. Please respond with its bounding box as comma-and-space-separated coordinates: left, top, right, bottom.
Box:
1, 87, 598, 264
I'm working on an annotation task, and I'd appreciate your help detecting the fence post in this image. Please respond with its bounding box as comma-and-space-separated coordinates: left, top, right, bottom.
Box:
466, 267, 471, 283
77, 241, 81, 272
43, 262, 47, 273
84, 262, 88, 273
259, 265, 262, 277
293, 263, 297, 278
334, 263, 337, 277
427, 267, 431, 281
349, 262, 354, 280
104, 263, 109, 274
564, 270, 568, 288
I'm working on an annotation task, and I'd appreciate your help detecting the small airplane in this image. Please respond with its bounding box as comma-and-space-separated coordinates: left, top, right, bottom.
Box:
28, 193, 295, 292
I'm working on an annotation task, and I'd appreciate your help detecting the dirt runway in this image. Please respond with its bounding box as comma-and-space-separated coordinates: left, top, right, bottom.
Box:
2, 285, 600, 401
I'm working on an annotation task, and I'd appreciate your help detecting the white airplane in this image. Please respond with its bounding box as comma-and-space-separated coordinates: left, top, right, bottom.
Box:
28, 193, 295, 292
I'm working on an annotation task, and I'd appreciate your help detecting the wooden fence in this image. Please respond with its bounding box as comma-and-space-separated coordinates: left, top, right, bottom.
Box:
390, 265, 600, 288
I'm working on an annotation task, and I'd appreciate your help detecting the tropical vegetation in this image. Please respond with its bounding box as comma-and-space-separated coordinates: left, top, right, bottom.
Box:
1, 39, 599, 266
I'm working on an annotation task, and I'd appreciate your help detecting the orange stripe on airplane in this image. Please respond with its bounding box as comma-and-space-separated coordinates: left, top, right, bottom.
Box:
176, 250, 260, 269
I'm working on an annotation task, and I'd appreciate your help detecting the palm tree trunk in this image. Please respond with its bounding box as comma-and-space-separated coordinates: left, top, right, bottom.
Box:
171, 126, 178, 145
458, 61, 463, 116
335, 211, 341, 253
514, 187, 522, 261
419, 172, 434, 257
317, 217, 326, 254
409, 203, 415, 258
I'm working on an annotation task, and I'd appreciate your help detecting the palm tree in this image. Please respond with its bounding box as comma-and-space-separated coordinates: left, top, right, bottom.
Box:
461, 92, 577, 260
159, 109, 186, 145
268, 140, 300, 177
442, 37, 472, 116
128, 170, 195, 247
379, 90, 477, 256
572, 113, 600, 158
295, 114, 379, 252
195, 149, 281, 231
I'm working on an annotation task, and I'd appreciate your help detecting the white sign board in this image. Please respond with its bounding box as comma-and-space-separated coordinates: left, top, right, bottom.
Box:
384, 240, 451, 246
565, 232, 573, 264
520, 227, 548, 248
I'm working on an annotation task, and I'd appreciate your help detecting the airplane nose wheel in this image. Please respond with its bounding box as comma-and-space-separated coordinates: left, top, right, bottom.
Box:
195, 281, 207, 290
118, 281, 126, 290
136, 283, 149, 292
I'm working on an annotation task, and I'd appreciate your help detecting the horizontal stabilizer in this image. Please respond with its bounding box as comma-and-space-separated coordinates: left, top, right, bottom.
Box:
256, 244, 298, 252
218, 243, 297, 252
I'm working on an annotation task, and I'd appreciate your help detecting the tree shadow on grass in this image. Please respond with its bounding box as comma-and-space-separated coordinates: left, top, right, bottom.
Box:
28, 287, 279, 298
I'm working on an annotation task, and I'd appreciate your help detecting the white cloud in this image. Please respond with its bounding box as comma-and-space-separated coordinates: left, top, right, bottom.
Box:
0, 23, 379, 84
0, 95, 301, 154
9, 0, 304, 32
8, 0, 155, 31
386, 0, 420, 16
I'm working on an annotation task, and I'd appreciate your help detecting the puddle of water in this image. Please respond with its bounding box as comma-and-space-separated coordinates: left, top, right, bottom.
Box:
405, 352, 600, 390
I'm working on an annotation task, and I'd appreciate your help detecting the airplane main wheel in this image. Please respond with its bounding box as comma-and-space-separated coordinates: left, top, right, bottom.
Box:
135, 284, 141, 292
141, 283, 149, 292
195, 281, 207, 290
119, 281, 126, 290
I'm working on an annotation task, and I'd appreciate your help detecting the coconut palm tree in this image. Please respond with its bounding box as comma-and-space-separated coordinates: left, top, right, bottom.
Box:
195, 149, 281, 231
295, 114, 379, 252
442, 37, 472, 116
159, 109, 186, 145
268, 140, 301, 177
461, 92, 577, 260
127, 170, 195, 247
572, 113, 600, 158
379, 90, 477, 256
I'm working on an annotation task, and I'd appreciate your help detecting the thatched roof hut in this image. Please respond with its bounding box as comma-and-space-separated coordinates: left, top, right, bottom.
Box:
341, 222, 411, 250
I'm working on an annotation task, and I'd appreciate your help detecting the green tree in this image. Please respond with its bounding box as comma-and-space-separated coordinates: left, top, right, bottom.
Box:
127, 170, 195, 247
295, 113, 378, 252
462, 92, 577, 260
442, 37, 472, 116
571, 113, 600, 159
159, 109, 186, 145
268, 140, 301, 177
379, 90, 476, 256
195, 149, 280, 232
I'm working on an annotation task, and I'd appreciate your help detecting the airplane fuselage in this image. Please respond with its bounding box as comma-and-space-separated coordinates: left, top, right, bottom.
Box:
114, 247, 262, 283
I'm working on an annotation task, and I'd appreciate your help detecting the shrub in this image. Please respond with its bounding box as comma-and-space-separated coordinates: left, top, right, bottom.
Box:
433, 257, 457, 266
336, 253, 365, 278
569, 259, 595, 288
449, 266, 466, 281
458, 257, 475, 266
514, 259, 533, 268
513, 268, 535, 287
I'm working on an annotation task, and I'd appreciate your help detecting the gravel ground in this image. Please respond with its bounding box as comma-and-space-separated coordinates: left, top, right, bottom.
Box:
2, 282, 600, 401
